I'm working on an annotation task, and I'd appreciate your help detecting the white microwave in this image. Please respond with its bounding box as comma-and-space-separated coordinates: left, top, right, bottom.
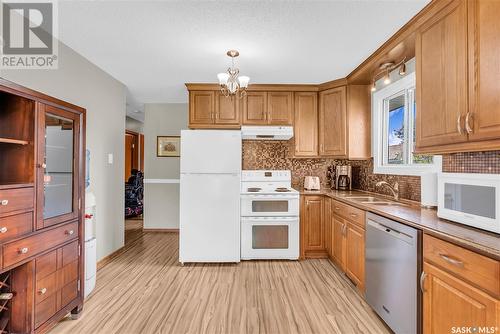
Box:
438, 173, 500, 234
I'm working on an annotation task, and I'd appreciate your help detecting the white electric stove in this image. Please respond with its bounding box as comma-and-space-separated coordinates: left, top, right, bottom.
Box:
240, 170, 299, 260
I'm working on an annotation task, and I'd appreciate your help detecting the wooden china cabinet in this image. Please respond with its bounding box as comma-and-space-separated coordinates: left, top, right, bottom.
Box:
0, 79, 85, 333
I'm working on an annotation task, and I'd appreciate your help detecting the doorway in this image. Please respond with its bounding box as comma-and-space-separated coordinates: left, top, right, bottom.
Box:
124, 130, 144, 244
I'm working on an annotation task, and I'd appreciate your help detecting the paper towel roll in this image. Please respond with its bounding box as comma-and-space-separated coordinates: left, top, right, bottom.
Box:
421, 172, 437, 207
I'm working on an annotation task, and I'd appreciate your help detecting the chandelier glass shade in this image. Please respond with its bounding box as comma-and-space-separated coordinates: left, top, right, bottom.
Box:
217, 50, 250, 98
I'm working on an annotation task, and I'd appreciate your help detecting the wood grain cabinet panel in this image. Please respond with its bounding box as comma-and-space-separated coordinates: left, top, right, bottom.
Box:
467, 0, 500, 142
300, 196, 326, 259
0, 211, 32, 243
215, 92, 240, 126
267, 92, 293, 125
332, 214, 346, 271
319, 86, 347, 157
416, 0, 469, 150
243, 92, 268, 125
189, 91, 215, 126
422, 262, 500, 334
0, 186, 34, 215
293, 92, 318, 157
345, 222, 365, 292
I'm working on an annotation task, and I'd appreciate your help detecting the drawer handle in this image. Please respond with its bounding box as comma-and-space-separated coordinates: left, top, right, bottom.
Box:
0, 227, 7, 233
335, 207, 340, 210
19, 247, 29, 254
439, 253, 464, 267
0, 199, 8, 206
39, 288, 47, 295
349, 213, 358, 218
65, 230, 75, 236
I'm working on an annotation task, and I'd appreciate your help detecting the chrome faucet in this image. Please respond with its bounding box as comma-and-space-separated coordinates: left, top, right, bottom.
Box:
376, 181, 399, 201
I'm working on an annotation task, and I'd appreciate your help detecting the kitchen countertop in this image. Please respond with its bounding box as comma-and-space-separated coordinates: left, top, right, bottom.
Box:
299, 188, 500, 260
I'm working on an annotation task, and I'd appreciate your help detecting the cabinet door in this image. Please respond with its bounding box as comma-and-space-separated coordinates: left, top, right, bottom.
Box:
294, 92, 318, 157
332, 214, 346, 270
422, 262, 500, 334
323, 197, 332, 258
467, 0, 500, 142
215, 92, 240, 126
267, 92, 293, 125
189, 91, 214, 126
319, 87, 347, 157
345, 222, 365, 292
301, 196, 324, 257
36, 104, 81, 230
242, 92, 267, 125
416, 0, 468, 149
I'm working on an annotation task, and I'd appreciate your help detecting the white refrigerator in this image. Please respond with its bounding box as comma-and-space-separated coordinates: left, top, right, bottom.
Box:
179, 130, 242, 263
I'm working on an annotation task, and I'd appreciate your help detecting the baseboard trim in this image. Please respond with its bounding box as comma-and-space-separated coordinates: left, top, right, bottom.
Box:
97, 246, 126, 270
143, 228, 179, 233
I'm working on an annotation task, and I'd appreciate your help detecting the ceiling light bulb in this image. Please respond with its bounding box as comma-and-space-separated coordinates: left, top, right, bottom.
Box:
383, 71, 391, 85
238, 76, 250, 88
217, 72, 229, 85
399, 63, 406, 76
371, 81, 376, 92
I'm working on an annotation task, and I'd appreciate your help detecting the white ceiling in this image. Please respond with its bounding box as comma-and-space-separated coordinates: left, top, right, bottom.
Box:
58, 0, 430, 117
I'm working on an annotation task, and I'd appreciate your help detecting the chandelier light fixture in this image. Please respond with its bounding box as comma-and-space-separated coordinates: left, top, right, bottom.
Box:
217, 50, 250, 98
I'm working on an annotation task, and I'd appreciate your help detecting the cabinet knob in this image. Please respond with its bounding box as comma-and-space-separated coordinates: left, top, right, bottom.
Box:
0, 199, 8, 206
65, 230, 75, 236
39, 288, 47, 295
38, 163, 47, 169
0, 227, 7, 233
19, 247, 29, 254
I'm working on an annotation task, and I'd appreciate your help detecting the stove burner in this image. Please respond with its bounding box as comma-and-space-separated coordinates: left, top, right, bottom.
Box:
275, 187, 291, 192
247, 187, 262, 192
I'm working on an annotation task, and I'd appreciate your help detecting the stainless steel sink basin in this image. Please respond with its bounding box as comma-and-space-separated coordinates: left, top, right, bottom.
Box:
369, 201, 409, 207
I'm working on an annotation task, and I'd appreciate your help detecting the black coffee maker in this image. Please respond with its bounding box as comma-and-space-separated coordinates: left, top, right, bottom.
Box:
334, 165, 352, 190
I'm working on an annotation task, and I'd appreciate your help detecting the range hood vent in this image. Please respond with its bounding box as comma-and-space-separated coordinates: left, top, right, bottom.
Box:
241, 126, 293, 141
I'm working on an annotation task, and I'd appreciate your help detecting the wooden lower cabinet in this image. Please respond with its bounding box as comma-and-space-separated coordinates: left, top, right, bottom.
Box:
422, 262, 500, 333
300, 195, 326, 259
331, 214, 346, 271
345, 222, 365, 291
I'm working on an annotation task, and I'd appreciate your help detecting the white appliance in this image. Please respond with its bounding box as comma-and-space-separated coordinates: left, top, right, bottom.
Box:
438, 172, 500, 234
241, 126, 293, 140
240, 170, 300, 260
84, 191, 97, 298
179, 130, 242, 263
304, 176, 321, 191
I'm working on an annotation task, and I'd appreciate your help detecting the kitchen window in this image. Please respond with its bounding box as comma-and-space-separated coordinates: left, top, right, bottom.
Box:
372, 72, 441, 175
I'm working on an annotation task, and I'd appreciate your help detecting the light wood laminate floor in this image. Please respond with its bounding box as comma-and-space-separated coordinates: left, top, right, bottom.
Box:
51, 231, 389, 334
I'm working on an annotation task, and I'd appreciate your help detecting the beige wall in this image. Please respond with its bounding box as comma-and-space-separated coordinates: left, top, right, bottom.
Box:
143, 103, 188, 229
0, 42, 126, 261
126, 116, 144, 133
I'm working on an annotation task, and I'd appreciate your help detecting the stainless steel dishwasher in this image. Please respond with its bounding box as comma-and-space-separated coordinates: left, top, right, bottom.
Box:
365, 212, 421, 334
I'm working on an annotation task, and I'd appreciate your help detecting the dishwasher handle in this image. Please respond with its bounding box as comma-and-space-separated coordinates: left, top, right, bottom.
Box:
367, 219, 414, 245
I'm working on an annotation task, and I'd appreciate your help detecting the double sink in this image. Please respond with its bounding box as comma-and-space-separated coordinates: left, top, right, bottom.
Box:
343, 196, 409, 207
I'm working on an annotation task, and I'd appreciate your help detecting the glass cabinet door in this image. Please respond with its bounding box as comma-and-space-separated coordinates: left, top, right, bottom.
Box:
37, 103, 80, 229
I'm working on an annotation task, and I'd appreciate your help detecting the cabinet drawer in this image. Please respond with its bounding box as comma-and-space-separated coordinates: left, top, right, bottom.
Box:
36, 250, 57, 279
35, 271, 57, 304
0, 211, 33, 243
331, 200, 349, 218
35, 293, 57, 328
3, 221, 78, 268
60, 280, 78, 308
0, 187, 34, 215
423, 234, 500, 297
346, 205, 365, 228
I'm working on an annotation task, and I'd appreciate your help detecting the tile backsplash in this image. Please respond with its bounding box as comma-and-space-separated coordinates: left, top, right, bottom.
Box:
243, 142, 500, 203
242, 141, 421, 201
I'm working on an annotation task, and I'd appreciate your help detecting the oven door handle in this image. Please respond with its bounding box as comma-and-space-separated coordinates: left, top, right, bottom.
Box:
241, 217, 299, 223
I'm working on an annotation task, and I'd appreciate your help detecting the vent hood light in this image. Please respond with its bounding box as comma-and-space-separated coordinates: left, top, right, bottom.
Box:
241, 126, 293, 141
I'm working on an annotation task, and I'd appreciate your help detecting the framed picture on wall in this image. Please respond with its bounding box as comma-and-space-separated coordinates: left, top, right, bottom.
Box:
157, 136, 180, 157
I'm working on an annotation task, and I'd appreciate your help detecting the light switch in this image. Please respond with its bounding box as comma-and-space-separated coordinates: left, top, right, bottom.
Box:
108, 153, 113, 164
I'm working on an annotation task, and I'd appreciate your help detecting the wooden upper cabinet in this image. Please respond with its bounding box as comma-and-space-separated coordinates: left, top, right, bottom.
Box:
215, 92, 240, 126
293, 92, 318, 157
243, 92, 267, 125
423, 262, 500, 333
189, 91, 215, 126
416, 0, 469, 149
319, 86, 347, 157
467, 0, 500, 142
267, 92, 293, 125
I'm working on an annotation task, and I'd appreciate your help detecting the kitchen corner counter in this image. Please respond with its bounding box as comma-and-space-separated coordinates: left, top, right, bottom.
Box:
298, 188, 500, 260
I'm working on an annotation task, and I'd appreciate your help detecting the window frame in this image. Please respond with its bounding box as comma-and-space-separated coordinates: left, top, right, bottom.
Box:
372, 72, 441, 176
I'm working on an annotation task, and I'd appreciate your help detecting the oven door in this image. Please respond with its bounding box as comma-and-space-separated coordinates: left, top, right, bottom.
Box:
241, 216, 299, 260
438, 173, 500, 234
241, 194, 299, 217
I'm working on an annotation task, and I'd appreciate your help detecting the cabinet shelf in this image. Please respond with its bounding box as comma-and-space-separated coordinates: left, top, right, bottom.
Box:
0, 137, 29, 145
